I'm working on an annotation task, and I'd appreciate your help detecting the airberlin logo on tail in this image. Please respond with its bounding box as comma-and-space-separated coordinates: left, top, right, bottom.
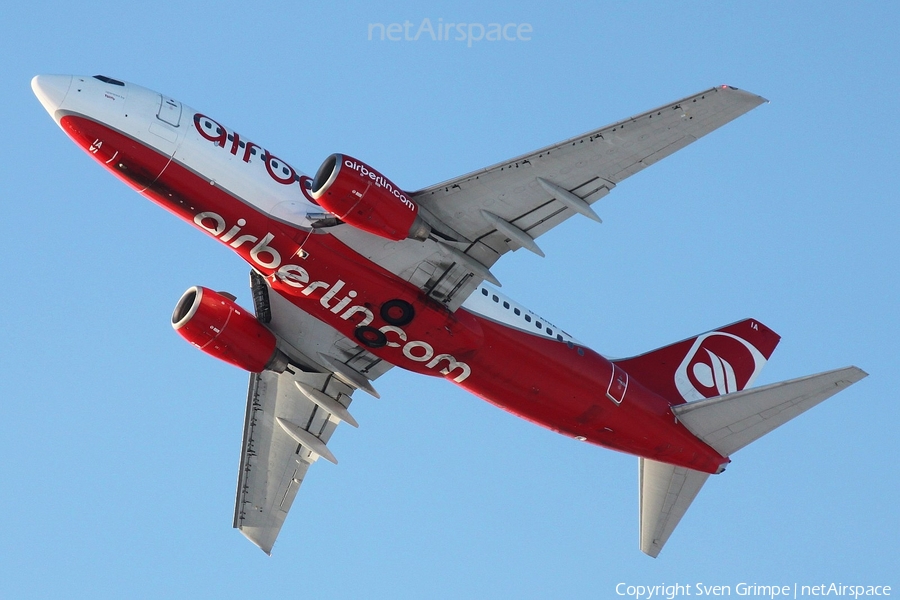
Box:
674, 332, 766, 401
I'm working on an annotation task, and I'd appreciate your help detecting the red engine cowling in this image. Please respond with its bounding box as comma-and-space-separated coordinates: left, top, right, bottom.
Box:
171, 287, 287, 373
310, 154, 430, 241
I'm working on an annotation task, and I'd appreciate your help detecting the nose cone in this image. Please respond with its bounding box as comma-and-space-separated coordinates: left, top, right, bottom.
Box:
31, 74, 73, 118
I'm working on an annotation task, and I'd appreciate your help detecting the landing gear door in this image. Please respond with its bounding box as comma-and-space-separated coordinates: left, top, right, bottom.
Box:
607, 364, 628, 405
157, 95, 182, 127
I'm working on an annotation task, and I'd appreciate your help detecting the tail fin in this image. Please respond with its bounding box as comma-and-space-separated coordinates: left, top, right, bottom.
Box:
639, 366, 867, 557
614, 318, 781, 404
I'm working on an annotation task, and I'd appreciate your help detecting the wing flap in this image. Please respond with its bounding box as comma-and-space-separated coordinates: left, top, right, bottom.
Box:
639, 458, 710, 558
234, 369, 353, 554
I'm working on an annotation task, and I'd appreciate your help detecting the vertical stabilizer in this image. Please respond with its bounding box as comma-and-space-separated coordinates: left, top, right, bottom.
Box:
615, 319, 780, 405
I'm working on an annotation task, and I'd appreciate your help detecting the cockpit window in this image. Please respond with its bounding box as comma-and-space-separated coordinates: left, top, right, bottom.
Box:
93, 75, 125, 86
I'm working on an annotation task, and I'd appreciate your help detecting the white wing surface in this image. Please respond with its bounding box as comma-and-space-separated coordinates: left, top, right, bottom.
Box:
329, 85, 766, 310
234, 370, 350, 553
233, 273, 393, 553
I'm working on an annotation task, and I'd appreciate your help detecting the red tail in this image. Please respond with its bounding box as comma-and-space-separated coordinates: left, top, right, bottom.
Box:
614, 319, 780, 405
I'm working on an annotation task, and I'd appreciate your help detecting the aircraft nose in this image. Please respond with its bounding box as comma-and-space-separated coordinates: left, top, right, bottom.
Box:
31, 74, 73, 116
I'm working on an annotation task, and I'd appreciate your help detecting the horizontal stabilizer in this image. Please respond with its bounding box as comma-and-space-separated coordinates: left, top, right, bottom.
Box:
673, 366, 867, 457
639, 458, 710, 558
639, 366, 866, 557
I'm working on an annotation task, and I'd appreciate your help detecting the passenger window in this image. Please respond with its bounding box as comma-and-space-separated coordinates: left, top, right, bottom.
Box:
503, 301, 509, 309
525, 315, 531, 322
547, 328, 553, 336
481, 288, 488, 296
514, 308, 520, 316
492, 295, 499, 302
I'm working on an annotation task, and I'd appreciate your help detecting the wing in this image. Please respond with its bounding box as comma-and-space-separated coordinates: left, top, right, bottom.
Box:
328, 85, 766, 310
233, 272, 392, 554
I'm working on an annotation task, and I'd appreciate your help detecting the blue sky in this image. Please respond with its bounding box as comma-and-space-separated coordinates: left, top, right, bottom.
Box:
2, 1, 897, 597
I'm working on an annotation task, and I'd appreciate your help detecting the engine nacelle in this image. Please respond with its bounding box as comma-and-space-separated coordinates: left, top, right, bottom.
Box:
310, 154, 431, 241
171, 286, 288, 373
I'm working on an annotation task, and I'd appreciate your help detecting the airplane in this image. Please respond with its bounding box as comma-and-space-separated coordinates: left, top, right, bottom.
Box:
32, 74, 866, 557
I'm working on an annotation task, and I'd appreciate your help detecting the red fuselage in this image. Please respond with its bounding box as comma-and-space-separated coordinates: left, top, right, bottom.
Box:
45, 76, 729, 474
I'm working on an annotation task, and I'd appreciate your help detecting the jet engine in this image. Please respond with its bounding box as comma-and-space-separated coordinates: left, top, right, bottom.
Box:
310, 154, 431, 241
171, 286, 288, 373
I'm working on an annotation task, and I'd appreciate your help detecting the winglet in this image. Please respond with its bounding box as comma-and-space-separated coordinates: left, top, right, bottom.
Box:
718, 84, 769, 104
